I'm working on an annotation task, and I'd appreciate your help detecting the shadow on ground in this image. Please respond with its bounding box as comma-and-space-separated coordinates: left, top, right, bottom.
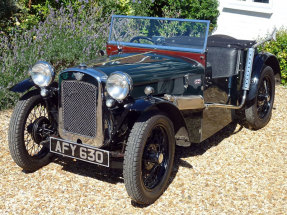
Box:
51, 121, 242, 206
131, 121, 242, 207
53, 157, 124, 184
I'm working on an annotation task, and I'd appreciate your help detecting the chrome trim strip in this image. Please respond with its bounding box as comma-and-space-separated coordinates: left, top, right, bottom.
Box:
60, 67, 108, 83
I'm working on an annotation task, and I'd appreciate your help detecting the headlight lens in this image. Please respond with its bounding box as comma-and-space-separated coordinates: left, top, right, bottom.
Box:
29, 61, 55, 87
106, 72, 132, 100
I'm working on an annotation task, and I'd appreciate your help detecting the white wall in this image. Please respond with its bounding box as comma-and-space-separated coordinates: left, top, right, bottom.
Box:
214, 0, 287, 40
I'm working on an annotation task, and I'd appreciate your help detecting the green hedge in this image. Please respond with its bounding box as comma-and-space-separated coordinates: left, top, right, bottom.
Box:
261, 28, 287, 84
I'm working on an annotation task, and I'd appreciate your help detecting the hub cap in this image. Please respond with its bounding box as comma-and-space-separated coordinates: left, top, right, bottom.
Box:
257, 76, 272, 119
142, 126, 169, 190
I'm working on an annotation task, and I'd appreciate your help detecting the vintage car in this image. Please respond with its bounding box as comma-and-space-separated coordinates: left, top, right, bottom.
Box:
8, 15, 280, 204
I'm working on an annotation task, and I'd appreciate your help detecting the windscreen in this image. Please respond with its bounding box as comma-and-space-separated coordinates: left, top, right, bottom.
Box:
109, 15, 210, 53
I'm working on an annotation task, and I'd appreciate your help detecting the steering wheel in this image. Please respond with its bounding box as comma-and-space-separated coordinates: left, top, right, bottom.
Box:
130, 36, 154, 44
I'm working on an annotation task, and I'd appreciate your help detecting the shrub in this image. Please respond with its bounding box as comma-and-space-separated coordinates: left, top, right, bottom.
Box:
0, 4, 110, 110
0, 0, 17, 32
131, 0, 219, 30
99, 0, 220, 29
0, 0, 16, 19
2, 0, 96, 35
260, 28, 287, 85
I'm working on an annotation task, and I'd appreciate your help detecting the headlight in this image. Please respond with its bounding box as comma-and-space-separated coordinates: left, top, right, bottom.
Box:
106, 72, 132, 100
29, 61, 55, 87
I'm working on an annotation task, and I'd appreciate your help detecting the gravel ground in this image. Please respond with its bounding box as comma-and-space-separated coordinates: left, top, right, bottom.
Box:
0, 86, 286, 214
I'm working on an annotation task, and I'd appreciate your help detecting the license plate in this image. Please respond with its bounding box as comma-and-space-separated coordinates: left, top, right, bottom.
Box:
50, 137, 109, 167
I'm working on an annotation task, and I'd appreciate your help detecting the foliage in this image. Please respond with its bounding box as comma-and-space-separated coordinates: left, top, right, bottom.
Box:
98, 0, 133, 16
260, 28, 287, 85
1, 0, 93, 34
0, 0, 16, 19
133, 0, 220, 30
104, 0, 219, 29
0, 4, 110, 110
0, 0, 17, 32
1, 0, 219, 35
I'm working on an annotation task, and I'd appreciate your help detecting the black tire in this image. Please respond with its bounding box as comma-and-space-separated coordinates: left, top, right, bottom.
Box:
8, 90, 52, 172
123, 113, 175, 204
245, 66, 275, 130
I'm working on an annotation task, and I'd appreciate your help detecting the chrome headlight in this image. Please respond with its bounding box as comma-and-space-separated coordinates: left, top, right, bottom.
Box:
29, 61, 55, 87
106, 72, 132, 100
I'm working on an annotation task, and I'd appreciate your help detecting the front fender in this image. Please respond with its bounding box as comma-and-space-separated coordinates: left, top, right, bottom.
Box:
127, 97, 191, 145
9, 78, 35, 93
246, 52, 280, 104
128, 98, 155, 112
128, 97, 181, 114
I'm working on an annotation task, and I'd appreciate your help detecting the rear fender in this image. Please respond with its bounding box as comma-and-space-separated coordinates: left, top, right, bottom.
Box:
246, 52, 280, 106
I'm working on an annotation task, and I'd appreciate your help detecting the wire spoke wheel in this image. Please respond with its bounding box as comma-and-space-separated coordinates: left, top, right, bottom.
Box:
8, 90, 53, 172
24, 102, 49, 157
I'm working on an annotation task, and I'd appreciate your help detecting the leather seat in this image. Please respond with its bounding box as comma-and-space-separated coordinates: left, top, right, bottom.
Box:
206, 34, 253, 78
207, 47, 239, 78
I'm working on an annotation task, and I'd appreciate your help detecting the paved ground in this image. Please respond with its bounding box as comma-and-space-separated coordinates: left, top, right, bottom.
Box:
0, 86, 286, 214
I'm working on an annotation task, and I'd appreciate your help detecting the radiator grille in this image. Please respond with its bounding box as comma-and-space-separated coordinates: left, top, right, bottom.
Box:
62, 81, 97, 138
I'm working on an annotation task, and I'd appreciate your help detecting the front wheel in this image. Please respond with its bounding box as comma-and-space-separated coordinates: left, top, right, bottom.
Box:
8, 90, 53, 172
245, 66, 275, 130
123, 113, 175, 204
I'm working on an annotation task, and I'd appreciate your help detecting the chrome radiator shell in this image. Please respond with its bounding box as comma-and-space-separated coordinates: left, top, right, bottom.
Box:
58, 69, 107, 147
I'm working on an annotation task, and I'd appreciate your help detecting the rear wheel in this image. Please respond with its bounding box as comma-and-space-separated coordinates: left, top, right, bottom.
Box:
245, 66, 275, 130
8, 91, 53, 172
123, 113, 175, 204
